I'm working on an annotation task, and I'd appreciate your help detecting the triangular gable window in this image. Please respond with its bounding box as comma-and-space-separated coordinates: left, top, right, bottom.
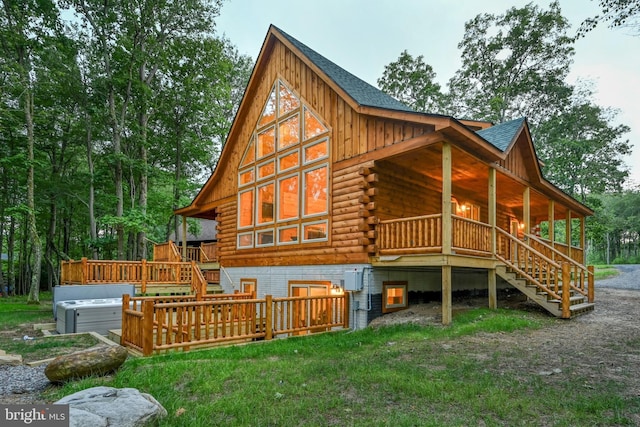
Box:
303, 107, 327, 140
279, 83, 300, 116
258, 88, 277, 127
240, 136, 255, 167
237, 78, 330, 249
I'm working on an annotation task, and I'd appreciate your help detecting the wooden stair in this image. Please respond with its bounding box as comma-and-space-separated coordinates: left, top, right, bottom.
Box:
496, 265, 594, 318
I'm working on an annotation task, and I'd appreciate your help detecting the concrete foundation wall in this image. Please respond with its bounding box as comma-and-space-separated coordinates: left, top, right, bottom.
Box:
220, 265, 513, 330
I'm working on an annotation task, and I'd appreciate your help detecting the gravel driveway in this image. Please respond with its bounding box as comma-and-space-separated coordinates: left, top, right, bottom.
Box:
595, 264, 640, 290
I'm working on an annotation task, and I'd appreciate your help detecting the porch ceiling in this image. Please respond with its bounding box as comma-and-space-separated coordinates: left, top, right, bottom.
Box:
379, 145, 567, 221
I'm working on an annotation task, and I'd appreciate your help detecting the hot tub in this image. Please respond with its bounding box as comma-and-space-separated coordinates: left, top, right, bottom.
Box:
56, 298, 123, 335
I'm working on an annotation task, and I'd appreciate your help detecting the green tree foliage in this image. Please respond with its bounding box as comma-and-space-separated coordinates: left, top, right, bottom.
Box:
447, 1, 574, 125
535, 87, 631, 203
579, 0, 640, 35
587, 190, 640, 264
377, 50, 445, 114
0, 0, 251, 294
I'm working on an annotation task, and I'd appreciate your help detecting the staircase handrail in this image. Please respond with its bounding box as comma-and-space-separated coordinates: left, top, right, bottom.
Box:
191, 261, 207, 295
524, 233, 592, 298
495, 228, 563, 301
199, 246, 209, 262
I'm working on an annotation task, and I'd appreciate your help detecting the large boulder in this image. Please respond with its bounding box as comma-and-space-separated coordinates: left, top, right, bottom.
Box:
45, 345, 128, 383
55, 386, 167, 427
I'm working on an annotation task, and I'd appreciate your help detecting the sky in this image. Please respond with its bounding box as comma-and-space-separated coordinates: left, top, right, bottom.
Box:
215, 0, 640, 188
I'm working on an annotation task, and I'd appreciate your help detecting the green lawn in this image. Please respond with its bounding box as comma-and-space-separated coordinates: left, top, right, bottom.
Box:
42, 308, 640, 426
594, 265, 620, 280
0, 292, 101, 362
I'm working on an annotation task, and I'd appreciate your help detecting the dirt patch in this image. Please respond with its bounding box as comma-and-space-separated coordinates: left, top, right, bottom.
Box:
369, 285, 640, 401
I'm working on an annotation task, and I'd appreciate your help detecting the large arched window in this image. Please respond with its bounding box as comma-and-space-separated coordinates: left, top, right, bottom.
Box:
237, 79, 330, 249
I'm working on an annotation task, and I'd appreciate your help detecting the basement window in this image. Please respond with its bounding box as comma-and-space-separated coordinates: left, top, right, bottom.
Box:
382, 282, 408, 313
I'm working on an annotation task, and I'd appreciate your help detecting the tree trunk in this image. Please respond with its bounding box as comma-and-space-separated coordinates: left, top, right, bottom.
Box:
25, 89, 41, 303
85, 112, 99, 259
7, 215, 16, 294
137, 110, 148, 260
45, 200, 57, 291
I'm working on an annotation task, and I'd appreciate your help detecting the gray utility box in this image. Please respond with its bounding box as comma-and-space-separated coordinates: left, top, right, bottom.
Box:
343, 268, 364, 291
53, 284, 135, 319
56, 298, 124, 335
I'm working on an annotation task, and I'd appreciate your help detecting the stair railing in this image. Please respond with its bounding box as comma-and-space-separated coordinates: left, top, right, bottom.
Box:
524, 234, 594, 302
495, 228, 564, 302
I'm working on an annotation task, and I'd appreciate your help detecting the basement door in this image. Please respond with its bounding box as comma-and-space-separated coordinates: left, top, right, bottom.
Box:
289, 282, 330, 335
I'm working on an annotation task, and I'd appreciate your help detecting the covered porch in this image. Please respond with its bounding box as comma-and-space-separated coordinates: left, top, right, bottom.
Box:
368, 140, 594, 323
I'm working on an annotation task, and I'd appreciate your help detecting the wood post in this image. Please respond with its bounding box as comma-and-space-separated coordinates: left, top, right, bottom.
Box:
181, 216, 187, 261
488, 269, 497, 310
81, 257, 88, 284
122, 294, 130, 344
141, 259, 147, 293
561, 263, 571, 319
566, 209, 572, 260
442, 265, 452, 325
523, 187, 530, 235
588, 265, 595, 303
580, 216, 586, 264
442, 142, 452, 255
142, 299, 154, 356
488, 167, 496, 256
548, 200, 555, 261
265, 295, 273, 340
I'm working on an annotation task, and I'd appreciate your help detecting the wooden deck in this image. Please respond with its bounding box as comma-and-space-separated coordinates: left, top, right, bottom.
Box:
60, 258, 209, 295
120, 293, 348, 356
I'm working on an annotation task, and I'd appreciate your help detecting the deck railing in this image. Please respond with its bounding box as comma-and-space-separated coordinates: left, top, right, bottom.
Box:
153, 241, 182, 262
377, 214, 442, 255
60, 258, 207, 294
155, 241, 218, 263
121, 293, 348, 356
201, 242, 218, 262
452, 216, 492, 256
378, 214, 493, 256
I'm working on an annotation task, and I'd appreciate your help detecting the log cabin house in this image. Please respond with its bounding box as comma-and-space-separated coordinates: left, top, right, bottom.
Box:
174, 25, 595, 328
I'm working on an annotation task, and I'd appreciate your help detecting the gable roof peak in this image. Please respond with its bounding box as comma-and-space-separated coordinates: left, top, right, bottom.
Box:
476, 117, 527, 152
270, 25, 415, 114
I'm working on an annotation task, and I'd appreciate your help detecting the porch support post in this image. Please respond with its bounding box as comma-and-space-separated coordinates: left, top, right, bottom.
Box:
488, 167, 497, 255
488, 167, 497, 310
523, 187, 530, 235
580, 216, 586, 264
181, 215, 188, 260
548, 200, 556, 261
548, 200, 555, 238
566, 209, 572, 259
488, 269, 497, 310
442, 142, 452, 255
442, 265, 452, 325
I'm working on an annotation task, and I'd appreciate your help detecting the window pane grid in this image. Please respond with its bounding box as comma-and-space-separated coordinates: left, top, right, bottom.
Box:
238, 79, 330, 250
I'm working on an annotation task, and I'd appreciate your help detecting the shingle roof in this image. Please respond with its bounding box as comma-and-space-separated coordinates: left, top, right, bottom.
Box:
274, 26, 415, 113
476, 117, 526, 152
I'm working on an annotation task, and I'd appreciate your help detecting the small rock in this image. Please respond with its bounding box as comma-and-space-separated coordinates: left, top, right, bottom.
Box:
55, 386, 167, 427
552, 368, 562, 374
45, 345, 128, 383
0, 354, 22, 366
